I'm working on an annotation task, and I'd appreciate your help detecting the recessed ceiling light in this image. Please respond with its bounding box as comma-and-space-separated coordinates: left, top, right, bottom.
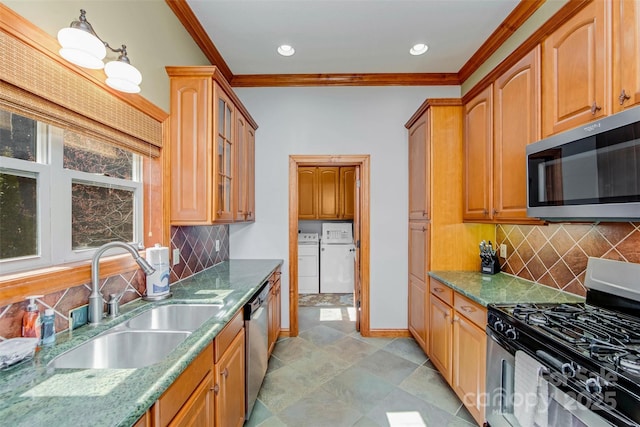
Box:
410, 43, 429, 56
277, 45, 295, 57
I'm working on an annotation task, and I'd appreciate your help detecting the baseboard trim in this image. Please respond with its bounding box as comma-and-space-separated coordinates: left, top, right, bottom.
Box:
278, 329, 291, 338
364, 329, 412, 338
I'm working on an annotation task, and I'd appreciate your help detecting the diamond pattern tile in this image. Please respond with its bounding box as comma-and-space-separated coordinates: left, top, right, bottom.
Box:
498, 222, 640, 297
169, 224, 230, 281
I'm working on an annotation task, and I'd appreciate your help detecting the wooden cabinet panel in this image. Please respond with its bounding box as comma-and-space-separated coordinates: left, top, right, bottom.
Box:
340, 166, 356, 219
234, 114, 256, 222
613, 0, 640, 111
408, 276, 428, 352
453, 293, 486, 329
452, 314, 486, 426
214, 328, 245, 427
169, 77, 211, 224
214, 87, 235, 222
408, 112, 429, 220
134, 411, 150, 427
168, 372, 213, 427
494, 47, 541, 223
268, 269, 282, 356
542, 0, 609, 136
318, 167, 340, 219
298, 167, 318, 219
408, 222, 428, 283
429, 294, 453, 384
246, 127, 256, 221
430, 280, 453, 306
153, 343, 213, 427
463, 86, 493, 221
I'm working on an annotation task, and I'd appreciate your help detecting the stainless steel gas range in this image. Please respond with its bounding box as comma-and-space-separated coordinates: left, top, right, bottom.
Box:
486, 257, 640, 427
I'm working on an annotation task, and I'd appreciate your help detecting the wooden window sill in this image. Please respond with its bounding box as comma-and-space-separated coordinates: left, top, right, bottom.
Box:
0, 254, 142, 306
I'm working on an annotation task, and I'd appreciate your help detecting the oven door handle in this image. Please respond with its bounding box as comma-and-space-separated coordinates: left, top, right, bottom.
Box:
536, 350, 576, 378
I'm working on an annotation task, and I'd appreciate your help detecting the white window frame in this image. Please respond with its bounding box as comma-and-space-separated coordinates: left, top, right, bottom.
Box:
0, 120, 143, 274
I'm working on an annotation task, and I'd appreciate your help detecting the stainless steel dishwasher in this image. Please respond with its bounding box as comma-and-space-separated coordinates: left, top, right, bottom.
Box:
244, 281, 270, 420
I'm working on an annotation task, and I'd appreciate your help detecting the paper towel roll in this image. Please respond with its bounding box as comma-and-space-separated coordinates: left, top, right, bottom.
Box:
146, 244, 170, 296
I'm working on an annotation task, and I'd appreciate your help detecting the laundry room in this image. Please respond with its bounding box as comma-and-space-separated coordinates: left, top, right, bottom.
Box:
297, 165, 357, 306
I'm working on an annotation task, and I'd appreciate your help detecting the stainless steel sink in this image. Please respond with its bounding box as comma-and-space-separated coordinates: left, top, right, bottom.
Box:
49, 330, 191, 369
125, 304, 224, 331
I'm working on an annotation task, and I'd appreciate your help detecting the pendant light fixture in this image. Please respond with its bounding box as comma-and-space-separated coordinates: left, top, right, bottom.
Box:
57, 9, 142, 93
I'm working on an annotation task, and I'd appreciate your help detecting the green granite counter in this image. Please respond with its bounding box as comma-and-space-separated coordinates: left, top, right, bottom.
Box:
0, 259, 282, 427
428, 271, 585, 307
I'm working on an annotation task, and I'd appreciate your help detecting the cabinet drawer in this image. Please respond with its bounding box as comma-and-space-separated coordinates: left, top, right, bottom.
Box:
215, 310, 244, 363
430, 280, 453, 305
153, 342, 213, 427
454, 293, 486, 328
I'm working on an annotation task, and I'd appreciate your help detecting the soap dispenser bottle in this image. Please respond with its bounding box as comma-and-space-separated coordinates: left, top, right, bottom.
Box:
22, 295, 43, 342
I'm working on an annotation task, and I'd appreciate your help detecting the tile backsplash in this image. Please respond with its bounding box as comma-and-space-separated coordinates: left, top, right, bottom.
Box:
497, 222, 640, 296
0, 225, 229, 340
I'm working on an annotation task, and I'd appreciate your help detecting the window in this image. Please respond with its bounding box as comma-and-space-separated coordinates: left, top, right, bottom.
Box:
0, 109, 143, 274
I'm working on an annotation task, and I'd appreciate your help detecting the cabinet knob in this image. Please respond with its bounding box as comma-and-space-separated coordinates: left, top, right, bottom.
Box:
211, 383, 220, 394
222, 368, 229, 378
460, 305, 476, 313
590, 102, 602, 115
452, 316, 459, 324
492, 209, 498, 215
619, 90, 631, 105
483, 209, 489, 216
433, 287, 444, 293
421, 226, 426, 232
422, 210, 427, 217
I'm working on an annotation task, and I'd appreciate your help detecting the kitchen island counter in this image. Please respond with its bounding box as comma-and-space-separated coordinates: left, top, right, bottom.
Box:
0, 259, 282, 427
428, 271, 584, 307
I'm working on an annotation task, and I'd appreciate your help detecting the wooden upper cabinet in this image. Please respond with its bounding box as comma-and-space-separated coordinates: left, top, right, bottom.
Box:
542, 0, 610, 137
613, 0, 640, 111
298, 167, 318, 219
215, 87, 235, 222
235, 113, 256, 222
408, 112, 429, 220
340, 166, 356, 219
493, 47, 541, 223
169, 76, 212, 224
463, 85, 493, 221
318, 167, 340, 219
297, 166, 354, 219
167, 67, 257, 225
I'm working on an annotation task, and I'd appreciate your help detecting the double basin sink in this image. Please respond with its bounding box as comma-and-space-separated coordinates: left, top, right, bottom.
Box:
49, 304, 224, 369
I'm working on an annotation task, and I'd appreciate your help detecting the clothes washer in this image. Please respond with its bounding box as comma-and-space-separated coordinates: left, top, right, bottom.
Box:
297, 232, 319, 294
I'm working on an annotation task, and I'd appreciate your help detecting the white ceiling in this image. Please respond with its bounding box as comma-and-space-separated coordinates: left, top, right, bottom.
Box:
187, 0, 520, 75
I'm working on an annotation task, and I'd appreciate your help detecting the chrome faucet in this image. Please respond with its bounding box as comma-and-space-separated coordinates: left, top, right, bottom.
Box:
88, 242, 155, 325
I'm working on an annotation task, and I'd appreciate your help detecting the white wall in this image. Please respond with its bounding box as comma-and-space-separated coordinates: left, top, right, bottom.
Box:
230, 86, 459, 330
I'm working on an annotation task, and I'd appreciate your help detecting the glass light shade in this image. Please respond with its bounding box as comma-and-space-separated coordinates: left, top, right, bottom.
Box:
57, 27, 106, 69
105, 60, 142, 93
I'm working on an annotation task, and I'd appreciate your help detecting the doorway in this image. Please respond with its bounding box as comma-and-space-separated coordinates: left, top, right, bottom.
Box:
288, 155, 370, 337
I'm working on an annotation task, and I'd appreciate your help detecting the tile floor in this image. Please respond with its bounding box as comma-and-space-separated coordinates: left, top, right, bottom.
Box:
246, 306, 478, 427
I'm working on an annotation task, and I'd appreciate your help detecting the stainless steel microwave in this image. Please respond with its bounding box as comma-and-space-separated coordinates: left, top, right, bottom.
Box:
526, 106, 640, 221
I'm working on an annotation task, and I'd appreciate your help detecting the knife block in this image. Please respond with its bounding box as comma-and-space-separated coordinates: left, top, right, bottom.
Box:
481, 255, 501, 275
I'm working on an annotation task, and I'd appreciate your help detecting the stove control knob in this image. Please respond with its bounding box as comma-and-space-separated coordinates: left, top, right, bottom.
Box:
505, 328, 517, 340
494, 320, 506, 333
585, 377, 602, 395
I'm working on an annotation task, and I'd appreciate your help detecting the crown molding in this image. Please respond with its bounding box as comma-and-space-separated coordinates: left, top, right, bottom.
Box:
165, 0, 234, 82
231, 73, 460, 87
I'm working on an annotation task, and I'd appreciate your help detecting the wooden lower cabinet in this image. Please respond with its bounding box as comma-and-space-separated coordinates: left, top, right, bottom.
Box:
429, 293, 453, 384
408, 276, 427, 351
169, 372, 214, 427
268, 268, 282, 356
152, 343, 214, 427
452, 313, 486, 425
214, 328, 245, 427
428, 279, 487, 426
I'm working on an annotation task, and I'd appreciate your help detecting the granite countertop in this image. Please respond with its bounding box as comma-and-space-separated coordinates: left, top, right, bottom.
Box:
428, 271, 585, 307
0, 259, 283, 427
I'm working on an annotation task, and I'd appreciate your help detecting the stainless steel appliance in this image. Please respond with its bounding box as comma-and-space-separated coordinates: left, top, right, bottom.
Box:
244, 281, 270, 419
486, 257, 640, 427
526, 106, 640, 220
